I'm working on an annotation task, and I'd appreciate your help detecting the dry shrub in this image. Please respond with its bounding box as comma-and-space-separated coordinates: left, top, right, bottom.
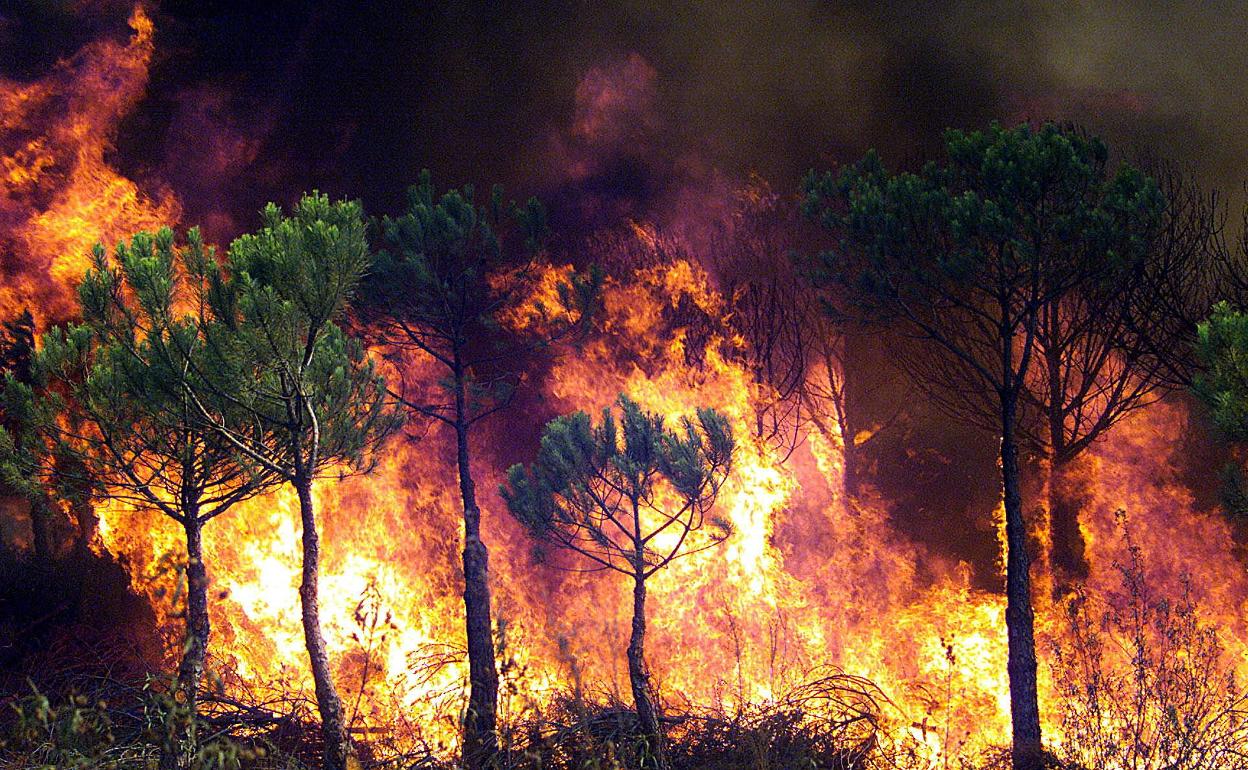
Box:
479, 666, 938, 770
1049, 516, 1248, 770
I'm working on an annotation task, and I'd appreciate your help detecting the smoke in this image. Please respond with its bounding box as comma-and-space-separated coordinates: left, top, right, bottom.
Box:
2, 0, 1244, 666
4, 1, 1238, 233
8, 0, 1240, 585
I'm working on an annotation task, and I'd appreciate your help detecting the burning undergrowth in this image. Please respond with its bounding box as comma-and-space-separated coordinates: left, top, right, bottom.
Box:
3, 5, 1248, 770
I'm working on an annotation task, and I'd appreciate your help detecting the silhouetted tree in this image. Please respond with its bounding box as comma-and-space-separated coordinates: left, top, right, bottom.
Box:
182, 195, 401, 770
712, 182, 894, 498
804, 122, 1163, 770
0, 309, 56, 563
358, 172, 598, 769
709, 186, 809, 461
1022, 158, 1220, 591
1131, 162, 1238, 385
502, 395, 735, 769
723, 271, 807, 457
0, 229, 284, 769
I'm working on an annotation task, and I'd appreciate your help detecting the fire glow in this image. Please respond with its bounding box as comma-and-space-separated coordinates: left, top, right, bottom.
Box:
4, 5, 1248, 768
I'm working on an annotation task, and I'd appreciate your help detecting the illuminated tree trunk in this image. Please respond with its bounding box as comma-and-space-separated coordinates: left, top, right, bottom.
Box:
627, 569, 665, 769
296, 473, 352, 770
1001, 395, 1043, 770
1043, 337, 1089, 597
456, 367, 499, 770
806, 400, 859, 501
834, 398, 860, 500
71, 493, 96, 567
179, 515, 210, 706
163, 513, 209, 770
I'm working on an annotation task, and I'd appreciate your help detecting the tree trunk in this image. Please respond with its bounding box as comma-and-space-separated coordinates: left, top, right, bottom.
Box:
28, 495, 53, 567
178, 516, 210, 708
627, 571, 665, 769
296, 474, 352, 770
1043, 336, 1089, 599
457, 413, 499, 770
834, 401, 860, 500
1048, 454, 1091, 598
805, 401, 859, 501
71, 495, 96, 566
163, 515, 210, 770
1001, 397, 1044, 770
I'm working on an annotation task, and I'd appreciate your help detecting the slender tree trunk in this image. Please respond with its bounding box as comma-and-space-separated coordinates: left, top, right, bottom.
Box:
28, 495, 53, 567
833, 396, 860, 500
454, 366, 499, 770
805, 399, 859, 501
828, 339, 860, 501
1048, 454, 1090, 598
71, 495, 96, 566
295, 474, 352, 770
627, 570, 665, 769
1001, 396, 1044, 770
178, 516, 210, 708
163, 514, 210, 770
1043, 339, 1089, 598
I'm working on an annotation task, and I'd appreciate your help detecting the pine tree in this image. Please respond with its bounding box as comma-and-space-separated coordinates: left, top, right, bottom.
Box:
1194, 302, 1248, 441
0, 229, 284, 768
803, 122, 1163, 769
180, 195, 402, 770
502, 395, 734, 769
357, 171, 598, 768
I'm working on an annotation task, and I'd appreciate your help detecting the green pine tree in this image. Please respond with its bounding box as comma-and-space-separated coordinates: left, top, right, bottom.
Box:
358, 171, 598, 768
1195, 302, 1248, 442
502, 395, 734, 769
0, 228, 284, 769
179, 194, 402, 770
803, 122, 1163, 770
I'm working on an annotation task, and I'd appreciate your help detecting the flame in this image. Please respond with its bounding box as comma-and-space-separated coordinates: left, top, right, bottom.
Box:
0, 5, 180, 325
99, 233, 1248, 765
8, 9, 1248, 768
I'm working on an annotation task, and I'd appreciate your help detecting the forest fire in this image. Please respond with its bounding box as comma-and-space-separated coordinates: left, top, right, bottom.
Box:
4, 5, 1248, 770
0, 6, 178, 327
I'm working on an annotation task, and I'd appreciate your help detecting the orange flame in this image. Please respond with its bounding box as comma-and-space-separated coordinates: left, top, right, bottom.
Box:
0, 5, 179, 325
8, 8, 1248, 768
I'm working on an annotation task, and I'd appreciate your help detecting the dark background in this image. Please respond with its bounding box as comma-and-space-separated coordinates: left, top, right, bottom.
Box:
5, 1, 1246, 239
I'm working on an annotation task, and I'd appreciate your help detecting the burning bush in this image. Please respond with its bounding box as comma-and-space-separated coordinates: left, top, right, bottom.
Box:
1049, 516, 1248, 770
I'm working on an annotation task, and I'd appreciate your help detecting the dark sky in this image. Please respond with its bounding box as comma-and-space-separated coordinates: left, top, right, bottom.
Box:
5, 0, 1247, 239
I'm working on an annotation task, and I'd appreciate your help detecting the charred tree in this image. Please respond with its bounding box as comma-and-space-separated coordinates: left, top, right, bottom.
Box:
357, 171, 598, 769
175, 197, 401, 770
708, 187, 810, 462
0, 230, 285, 770
1024, 160, 1227, 591
804, 123, 1163, 770
710, 182, 896, 498
1127, 161, 1244, 390
502, 395, 735, 770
